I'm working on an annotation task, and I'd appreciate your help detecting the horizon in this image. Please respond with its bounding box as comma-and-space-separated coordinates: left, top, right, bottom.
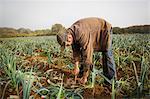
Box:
0, 0, 149, 30
0, 24, 150, 31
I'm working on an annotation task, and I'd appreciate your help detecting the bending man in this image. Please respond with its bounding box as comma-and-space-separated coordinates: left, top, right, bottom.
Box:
57, 17, 116, 84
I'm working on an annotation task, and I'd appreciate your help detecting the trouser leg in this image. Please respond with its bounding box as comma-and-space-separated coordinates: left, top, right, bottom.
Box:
102, 50, 116, 80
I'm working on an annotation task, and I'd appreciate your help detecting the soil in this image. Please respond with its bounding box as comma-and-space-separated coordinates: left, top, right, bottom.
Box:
1, 54, 149, 99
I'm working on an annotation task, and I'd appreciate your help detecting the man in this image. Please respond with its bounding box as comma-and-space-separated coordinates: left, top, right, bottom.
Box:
57, 17, 116, 84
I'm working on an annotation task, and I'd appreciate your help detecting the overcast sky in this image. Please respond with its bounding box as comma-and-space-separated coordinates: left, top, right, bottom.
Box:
0, 0, 149, 30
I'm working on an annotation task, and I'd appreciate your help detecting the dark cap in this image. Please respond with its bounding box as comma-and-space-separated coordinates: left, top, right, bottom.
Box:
56, 33, 66, 51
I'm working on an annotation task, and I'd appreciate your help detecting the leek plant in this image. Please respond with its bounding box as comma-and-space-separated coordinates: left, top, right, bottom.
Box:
112, 77, 115, 99
57, 74, 64, 99
130, 46, 150, 98
18, 68, 35, 99
91, 53, 96, 88
1, 50, 18, 87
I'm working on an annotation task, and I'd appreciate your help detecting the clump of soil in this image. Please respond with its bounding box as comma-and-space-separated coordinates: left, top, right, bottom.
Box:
83, 84, 112, 98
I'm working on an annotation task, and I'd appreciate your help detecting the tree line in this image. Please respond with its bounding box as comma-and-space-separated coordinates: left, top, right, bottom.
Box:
113, 25, 150, 34
0, 24, 149, 38
0, 24, 66, 38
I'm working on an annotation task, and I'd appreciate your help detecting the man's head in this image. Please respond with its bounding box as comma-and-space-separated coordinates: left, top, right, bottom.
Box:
56, 32, 73, 51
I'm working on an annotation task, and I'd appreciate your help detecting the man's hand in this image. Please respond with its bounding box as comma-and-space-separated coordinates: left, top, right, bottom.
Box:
71, 61, 79, 84
72, 61, 79, 75
80, 69, 89, 84
80, 76, 87, 85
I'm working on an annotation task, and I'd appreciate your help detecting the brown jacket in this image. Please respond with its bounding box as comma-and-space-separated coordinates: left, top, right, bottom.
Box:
67, 17, 112, 66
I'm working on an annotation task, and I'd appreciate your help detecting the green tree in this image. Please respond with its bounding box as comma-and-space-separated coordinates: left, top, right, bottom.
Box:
51, 24, 66, 35
17, 28, 32, 34
113, 27, 124, 34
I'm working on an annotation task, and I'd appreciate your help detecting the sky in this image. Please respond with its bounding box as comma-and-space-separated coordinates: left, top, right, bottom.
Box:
0, 0, 149, 30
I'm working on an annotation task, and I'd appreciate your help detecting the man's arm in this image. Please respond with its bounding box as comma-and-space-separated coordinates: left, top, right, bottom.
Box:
72, 44, 80, 75
79, 41, 93, 84
81, 41, 93, 72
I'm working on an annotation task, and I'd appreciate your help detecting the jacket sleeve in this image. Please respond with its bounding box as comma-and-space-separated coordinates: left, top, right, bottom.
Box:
81, 37, 93, 66
72, 44, 80, 63
80, 33, 93, 71
71, 24, 93, 70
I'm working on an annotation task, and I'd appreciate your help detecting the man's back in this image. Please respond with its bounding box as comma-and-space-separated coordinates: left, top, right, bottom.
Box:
69, 17, 112, 51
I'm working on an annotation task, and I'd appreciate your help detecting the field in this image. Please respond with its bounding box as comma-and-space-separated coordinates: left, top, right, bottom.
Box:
0, 34, 150, 99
